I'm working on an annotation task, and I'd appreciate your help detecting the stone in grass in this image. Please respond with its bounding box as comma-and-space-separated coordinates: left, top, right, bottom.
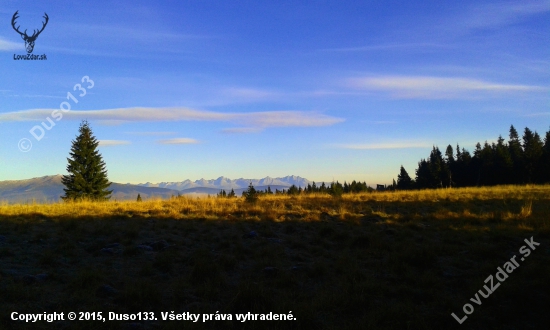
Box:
0, 235, 6, 242
263, 267, 279, 276
96, 284, 118, 297
242, 231, 258, 239
290, 265, 302, 271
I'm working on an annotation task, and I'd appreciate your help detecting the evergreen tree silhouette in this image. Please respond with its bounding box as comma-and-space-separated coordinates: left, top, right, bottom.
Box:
493, 136, 513, 184
522, 127, 544, 183
508, 125, 524, 183
542, 128, 550, 183
445, 145, 455, 187
397, 165, 413, 190
61, 120, 112, 201
287, 184, 299, 195
244, 182, 258, 203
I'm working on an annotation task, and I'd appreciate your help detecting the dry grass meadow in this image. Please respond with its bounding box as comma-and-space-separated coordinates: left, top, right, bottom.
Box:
1, 185, 549, 329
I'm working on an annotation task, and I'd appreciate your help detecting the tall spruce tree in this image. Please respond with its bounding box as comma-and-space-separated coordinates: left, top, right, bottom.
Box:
508, 125, 524, 184
493, 135, 513, 184
542, 128, 550, 183
522, 127, 544, 183
445, 145, 455, 187
397, 165, 413, 190
61, 120, 112, 201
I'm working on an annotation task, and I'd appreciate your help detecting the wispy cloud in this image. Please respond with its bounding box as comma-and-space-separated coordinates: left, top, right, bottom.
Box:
0, 107, 344, 131
125, 131, 177, 136
0, 37, 22, 52
221, 127, 263, 134
51, 23, 213, 56
5, 94, 64, 99
347, 75, 548, 99
523, 112, 550, 117
221, 88, 279, 101
98, 140, 131, 146
462, 1, 550, 30
335, 142, 430, 150
157, 138, 200, 145
320, 42, 449, 52
63, 23, 210, 43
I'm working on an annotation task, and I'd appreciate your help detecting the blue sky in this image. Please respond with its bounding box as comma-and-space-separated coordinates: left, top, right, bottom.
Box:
0, 0, 548, 185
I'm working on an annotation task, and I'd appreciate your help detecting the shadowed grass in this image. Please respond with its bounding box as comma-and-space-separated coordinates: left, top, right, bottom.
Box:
0, 185, 549, 329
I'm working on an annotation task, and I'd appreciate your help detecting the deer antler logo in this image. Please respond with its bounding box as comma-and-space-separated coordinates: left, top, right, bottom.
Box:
11, 10, 49, 54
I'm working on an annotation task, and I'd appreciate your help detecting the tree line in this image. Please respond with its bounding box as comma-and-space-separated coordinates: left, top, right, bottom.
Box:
217, 180, 373, 199
60, 121, 549, 202
396, 125, 550, 190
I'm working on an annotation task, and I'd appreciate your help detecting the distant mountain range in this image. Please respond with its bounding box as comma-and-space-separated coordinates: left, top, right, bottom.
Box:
0, 175, 312, 204
137, 175, 311, 191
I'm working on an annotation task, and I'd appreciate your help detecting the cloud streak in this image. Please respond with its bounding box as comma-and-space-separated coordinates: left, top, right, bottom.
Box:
320, 43, 449, 52
348, 76, 548, 99
462, 1, 550, 30
157, 138, 200, 145
221, 127, 263, 134
0, 107, 344, 131
125, 131, 177, 136
0, 37, 23, 52
98, 140, 131, 146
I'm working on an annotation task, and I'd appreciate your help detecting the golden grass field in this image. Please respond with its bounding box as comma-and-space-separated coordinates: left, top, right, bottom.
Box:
1, 185, 549, 329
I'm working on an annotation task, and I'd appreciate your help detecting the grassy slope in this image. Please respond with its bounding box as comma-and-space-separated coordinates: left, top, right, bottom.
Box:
0, 185, 549, 329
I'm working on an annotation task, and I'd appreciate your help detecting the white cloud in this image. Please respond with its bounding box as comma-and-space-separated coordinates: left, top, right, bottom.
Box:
320, 43, 447, 52
524, 112, 550, 117
221, 127, 263, 134
221, 88, 279, 101
157, 138, 200, 145
125, 131, 177, 136
462, 1, 550, 30
0, 107, 344, 130
348, 76, 547, 99
0, 37, 23, 52
98, 140, 131, 146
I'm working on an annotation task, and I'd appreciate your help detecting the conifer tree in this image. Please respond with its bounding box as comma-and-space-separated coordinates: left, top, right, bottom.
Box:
328, 181, 343, 197
61, 120, 112, 201
542, 128, 550, 183
136, 193, 142, 202
397, 165, 413, 190
415, 159, 431, 189
445, 145, 455, 187
243, 182, 258, 203
522, 128, 544, 183
287, 184, 299, 195
508, 125, 524, 183
493, 135, 513, 184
